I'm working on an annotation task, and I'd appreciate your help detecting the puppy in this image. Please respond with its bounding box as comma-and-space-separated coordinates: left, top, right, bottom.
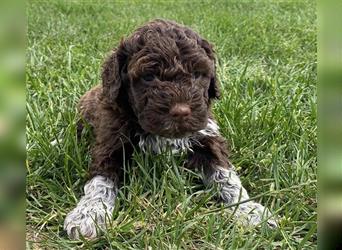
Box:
64, 19, 276, 240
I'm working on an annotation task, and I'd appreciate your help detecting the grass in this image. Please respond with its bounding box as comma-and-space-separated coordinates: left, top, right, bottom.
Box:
26, 0, 317, 249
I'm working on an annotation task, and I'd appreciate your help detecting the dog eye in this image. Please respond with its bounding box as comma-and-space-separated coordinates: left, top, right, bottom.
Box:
142, 74, 155, 82
192, 71, 202, 79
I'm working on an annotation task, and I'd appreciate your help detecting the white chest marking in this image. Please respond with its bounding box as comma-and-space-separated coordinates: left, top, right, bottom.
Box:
138, 119, 220, 154
198, 118, 220, 137
138, 134, 192, 154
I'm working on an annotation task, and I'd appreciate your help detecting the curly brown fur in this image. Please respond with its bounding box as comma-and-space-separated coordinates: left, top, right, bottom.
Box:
79, 19, 221, 179
64, 19, 277, 240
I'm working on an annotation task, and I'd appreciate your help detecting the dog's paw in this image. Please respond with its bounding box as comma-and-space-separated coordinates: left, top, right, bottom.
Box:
235, 201, 278, 228
63, 176, 117, 240
63, 197, 114, 240
207, 167, 278, 229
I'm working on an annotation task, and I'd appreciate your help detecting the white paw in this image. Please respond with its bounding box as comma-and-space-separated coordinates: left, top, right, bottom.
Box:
64, 199, 113, 239
63, 176, 117, 240
205, 167, 277, 228
236, 201, 278, 228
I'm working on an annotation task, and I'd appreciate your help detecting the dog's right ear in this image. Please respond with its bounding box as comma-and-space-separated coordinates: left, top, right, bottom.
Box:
199, 39, 221, 100
101, 48, 127, 105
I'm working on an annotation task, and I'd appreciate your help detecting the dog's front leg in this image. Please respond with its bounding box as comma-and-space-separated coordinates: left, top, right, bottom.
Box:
64, 106, 129, 240
189, 119, 277, 227
63, 173, 118, 240
63, 144, 122, 240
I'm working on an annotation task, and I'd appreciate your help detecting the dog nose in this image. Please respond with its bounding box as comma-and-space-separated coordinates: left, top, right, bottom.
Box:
170, 103, 191, 117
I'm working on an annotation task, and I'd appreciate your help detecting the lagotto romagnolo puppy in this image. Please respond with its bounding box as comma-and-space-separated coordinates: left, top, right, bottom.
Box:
64, 19, 277, 240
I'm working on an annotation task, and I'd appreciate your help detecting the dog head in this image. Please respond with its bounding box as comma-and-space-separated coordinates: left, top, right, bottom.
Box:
102, 19, 220, 138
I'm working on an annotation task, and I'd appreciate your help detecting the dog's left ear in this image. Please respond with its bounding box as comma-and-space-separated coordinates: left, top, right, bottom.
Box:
199, 39, 221, 100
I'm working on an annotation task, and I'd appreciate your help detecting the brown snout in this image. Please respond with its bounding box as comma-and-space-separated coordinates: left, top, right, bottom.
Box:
169, 103, 191, 117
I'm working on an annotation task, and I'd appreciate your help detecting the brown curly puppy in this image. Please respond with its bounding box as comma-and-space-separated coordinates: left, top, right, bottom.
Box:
64, 19, 276, 240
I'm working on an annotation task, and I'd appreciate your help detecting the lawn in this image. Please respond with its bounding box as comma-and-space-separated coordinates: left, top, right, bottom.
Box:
26, 1, 317, 249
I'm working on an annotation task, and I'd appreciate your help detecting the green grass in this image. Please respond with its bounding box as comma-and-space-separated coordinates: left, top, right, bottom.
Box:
26, 1, 317, 249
